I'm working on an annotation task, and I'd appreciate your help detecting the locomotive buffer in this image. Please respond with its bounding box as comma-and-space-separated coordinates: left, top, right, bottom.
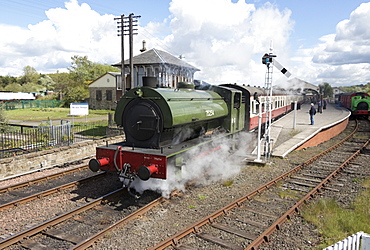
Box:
256, 51, 291, 162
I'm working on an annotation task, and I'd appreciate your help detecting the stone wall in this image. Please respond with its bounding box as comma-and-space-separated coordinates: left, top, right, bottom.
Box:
0, 135, 125, 180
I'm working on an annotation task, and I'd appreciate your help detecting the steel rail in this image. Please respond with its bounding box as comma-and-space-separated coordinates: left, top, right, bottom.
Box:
150, 119, 361, 250
0, 172, 106, 211
70, 197, 167, 250
246, 135, 370, 249
0, 165, 89, 194
0, 188, 125, 249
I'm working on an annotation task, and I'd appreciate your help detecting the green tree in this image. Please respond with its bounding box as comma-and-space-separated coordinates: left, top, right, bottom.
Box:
23, 82, 43, 93
19, 66, 39, 85
365, 82, 370, 95
38, 74, 56, 91
68, 55, 93, 82
49, 70, 89, 105
64, 55, 119, 106
4, 82, 22, 92
319, 82, 333, 98
340, 85, 364, 93
49, 71, 75, 100
68, 55, 119, 82
63, 83, 89, 105
0, 75, 18, 89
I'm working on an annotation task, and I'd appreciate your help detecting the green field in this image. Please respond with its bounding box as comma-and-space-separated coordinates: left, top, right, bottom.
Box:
4, 108, 114, 121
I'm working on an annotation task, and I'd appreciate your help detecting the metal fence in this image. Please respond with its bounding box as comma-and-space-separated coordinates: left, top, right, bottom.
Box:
0, 100, 64, 110
0, 119, 119, 158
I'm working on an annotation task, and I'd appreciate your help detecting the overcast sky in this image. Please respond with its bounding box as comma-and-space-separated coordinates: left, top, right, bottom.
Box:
0, 0, 369, 87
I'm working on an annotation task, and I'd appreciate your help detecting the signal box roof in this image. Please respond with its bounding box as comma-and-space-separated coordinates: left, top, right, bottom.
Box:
113, 48, 200, 72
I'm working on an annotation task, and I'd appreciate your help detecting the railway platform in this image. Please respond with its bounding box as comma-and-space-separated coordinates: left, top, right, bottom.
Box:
271, 102, 350, 157
252, 102, 351, 159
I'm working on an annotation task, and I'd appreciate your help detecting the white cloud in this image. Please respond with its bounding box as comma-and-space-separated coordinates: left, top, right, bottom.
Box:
335, 2, 370, 42
0, 0, 300, 87
0, 0, 119, 76
300, 2, 370, 86
1, 0, 368, 87
153, 0, 294, 86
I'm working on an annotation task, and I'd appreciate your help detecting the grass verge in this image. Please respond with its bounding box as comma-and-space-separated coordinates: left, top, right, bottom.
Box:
301, 177, 370, 248
4, 108, 113, 121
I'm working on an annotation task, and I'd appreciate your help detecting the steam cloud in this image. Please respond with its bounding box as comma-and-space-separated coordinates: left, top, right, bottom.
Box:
130, 131, 255, 198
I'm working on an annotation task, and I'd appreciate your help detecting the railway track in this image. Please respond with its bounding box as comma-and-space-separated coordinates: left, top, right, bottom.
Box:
0, 164, 93, 195
0, 164, 124, 248
0, 163, 110, 209
150, 119, 370, 250
0, 157, 165, 250
0, 171, 106, 211
0, 188, 165, 249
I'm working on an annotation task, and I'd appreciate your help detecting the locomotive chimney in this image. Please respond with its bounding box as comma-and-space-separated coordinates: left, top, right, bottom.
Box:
140, 40, 146, 52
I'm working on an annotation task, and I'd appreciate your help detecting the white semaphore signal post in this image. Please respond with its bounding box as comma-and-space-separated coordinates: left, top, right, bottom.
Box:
255, 50, 291, 162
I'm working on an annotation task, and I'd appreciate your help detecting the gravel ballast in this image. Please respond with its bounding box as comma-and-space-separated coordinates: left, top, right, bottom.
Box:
1, 120, 368, 249
91, 121, 368, 249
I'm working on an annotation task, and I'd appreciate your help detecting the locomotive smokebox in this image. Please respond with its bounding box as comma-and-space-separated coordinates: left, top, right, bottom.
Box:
138, 164, 158, 180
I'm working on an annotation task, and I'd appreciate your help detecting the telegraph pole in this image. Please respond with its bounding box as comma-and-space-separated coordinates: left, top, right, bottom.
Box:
114, 13, 140, 92
128, 13, 140, 90
114, 15, 126, 91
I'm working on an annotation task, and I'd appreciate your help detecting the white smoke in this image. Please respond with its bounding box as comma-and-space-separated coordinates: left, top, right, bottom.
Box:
130, 131, 254, 198
271, 77, 313, 97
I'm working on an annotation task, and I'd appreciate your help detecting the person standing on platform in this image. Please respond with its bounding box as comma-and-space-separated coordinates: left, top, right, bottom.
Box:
309, 103, 316, 125
318, 100, 322, 113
